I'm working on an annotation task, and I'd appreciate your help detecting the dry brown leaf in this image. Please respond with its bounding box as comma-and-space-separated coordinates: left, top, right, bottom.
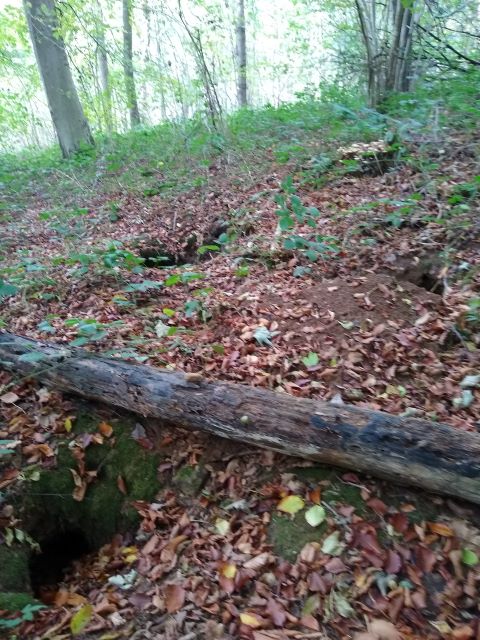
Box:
117, 474, 127, 495
368, 619, 402, 640
164, 583, 185, 613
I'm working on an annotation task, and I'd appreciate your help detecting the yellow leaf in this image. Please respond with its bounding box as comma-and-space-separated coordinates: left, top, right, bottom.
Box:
122, 546, 137, 555
221, 563, 237, 579
64, 417, 73, 433
428, 522, 454, 537
277, 495, 305, 515
70, 604, 93, 636
240, 612, 262, 628
124, 553, 138, 564
122, 546, 138, 563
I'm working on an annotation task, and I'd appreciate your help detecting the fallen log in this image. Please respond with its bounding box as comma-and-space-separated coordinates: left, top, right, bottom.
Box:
1, 331, 480, 504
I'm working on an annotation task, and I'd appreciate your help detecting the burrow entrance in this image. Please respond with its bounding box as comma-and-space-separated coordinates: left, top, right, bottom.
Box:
137, 220, 229, 268
399, 257, 445, 295
29, 529, 92, 598
0, 408, 161, 610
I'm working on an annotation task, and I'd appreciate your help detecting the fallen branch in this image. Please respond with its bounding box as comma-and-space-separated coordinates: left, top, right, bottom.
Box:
1, 331, 480, 503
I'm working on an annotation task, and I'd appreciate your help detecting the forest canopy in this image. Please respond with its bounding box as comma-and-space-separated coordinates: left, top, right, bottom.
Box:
0, 0, 478, 155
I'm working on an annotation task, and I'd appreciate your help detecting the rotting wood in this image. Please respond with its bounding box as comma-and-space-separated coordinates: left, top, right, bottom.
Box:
1, 331, 480, 504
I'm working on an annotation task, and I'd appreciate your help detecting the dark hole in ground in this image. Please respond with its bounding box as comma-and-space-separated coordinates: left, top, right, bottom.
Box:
400, 258, 445, 295
29, 529, 92, 598
415, 270, 445, 295
140, 248, 180, 267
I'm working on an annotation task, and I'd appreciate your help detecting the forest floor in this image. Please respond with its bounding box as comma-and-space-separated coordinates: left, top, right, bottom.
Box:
0, 112, 480, 639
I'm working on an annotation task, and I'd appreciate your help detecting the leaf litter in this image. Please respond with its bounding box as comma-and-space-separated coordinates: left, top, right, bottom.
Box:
0, 128, 479, 637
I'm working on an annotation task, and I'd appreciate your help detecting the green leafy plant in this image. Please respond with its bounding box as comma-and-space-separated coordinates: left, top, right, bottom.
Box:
274, 177, 339, 261
0, 604, 45, 630
64, 318, 123, 347
0, 278, 17, 299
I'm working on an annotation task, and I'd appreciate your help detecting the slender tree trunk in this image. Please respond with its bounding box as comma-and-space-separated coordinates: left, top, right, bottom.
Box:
23, 0, 94, 158
235, 0, 247, 107
155, 21, 168, 121
355, 0, 417, 107
96, 0, 113, 133
177, 0, 222, 129
122, 0, 141, 127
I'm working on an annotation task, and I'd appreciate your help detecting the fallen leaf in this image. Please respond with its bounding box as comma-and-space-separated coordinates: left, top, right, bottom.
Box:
461, 548, 479, 566
277, 494, 305, 515
99, 421, 113, 437
0, 392, 19, 404
220, 562, 237, 579
415, 312, 431, 326
367, 620, 401, 639
240, 612, 262, 628
427, 522, 454, 537
305, 505, 326, 527
321, 531, 344, 556
165, 584, 185, 613
300, 614, 319, 630
215, 518, 230, 535
117, 475, 127, 495
70, 604, 93, 636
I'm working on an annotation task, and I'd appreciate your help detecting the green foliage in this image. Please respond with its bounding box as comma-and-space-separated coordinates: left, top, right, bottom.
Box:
0, 603, 45, 629
466, 298, 480, 329
274, 177, 339, 261
0, 279, 17, 299
64, 318, 123, 347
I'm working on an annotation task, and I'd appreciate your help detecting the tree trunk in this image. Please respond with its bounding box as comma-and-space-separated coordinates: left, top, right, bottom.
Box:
96, 0, 113, 133
24, 0, 94, 158
2, 331, 480, 504
355, 0, 417, 107
235, 0, 247, 107
122, 0, 141, 127
177, 0, 222, 130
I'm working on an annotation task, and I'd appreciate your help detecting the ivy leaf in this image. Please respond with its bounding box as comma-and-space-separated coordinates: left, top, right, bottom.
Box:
124, 280, 162, 292
0, 279, 17, 299
302, 352, 319, 367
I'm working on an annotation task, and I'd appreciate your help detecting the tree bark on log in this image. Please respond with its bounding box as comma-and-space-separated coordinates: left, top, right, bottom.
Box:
1, 331, 480, 504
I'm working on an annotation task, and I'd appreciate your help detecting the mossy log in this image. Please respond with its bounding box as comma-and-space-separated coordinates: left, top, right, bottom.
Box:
1, 331, 480, 504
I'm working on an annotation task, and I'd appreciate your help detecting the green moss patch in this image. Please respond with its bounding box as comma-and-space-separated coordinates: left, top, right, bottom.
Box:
290, 465, 367, 516
1, 405, 162, 611
0, 592, 39, 612
21, 410, 160, 549
0, 547, 30, 593
269, 511, 327, 562
172, 464, 209, 497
